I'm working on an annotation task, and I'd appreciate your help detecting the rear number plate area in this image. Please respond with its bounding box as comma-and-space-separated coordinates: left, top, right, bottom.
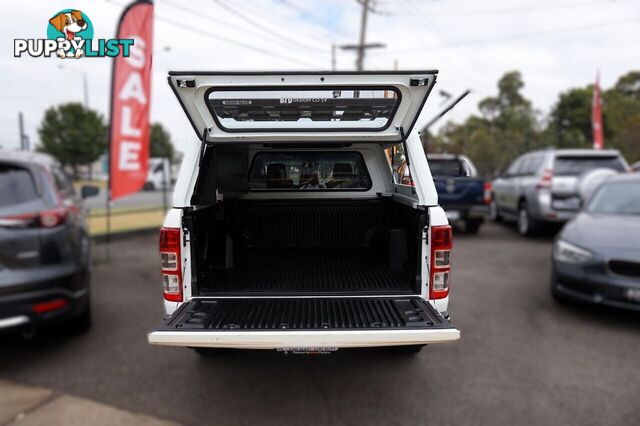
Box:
624, 288, 640, 302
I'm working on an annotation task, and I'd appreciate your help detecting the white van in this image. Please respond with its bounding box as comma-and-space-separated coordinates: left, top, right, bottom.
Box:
144, 157, 171, 191
148, 71, 460, 355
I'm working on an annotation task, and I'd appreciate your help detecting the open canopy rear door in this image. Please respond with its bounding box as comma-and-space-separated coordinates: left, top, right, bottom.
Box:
168, 71, 437, 143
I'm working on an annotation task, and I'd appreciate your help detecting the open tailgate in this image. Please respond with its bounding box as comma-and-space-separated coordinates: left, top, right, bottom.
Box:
148, 297, 459, 349
168, 71, 437, 143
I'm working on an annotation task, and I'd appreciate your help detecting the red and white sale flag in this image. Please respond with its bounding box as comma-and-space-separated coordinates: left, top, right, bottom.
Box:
592, 72, 604, 150
109, 0, 154, 200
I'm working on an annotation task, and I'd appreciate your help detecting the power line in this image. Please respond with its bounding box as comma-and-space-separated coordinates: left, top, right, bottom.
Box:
392, 0, 495, 92
340, 0, 386, 71
401, 0, 617, 16
103, 0, 322, 67
156, 16, 322, 67
209, 0, 330, 55
227, 0, 351, 46
160, 0, 329, 57
279, 0, 353, 37
370, 15, 640, 56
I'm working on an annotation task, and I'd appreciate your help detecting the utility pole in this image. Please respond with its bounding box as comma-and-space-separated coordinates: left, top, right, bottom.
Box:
340, 0, 385, 75
356, 0, 369, 71
18, 112, 29, 151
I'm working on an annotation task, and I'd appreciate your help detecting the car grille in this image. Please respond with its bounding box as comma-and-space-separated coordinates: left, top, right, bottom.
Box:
608, 260, 640, 278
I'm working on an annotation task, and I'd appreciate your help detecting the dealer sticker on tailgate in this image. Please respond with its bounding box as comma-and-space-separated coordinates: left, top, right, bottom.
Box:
277, 347, 338, 355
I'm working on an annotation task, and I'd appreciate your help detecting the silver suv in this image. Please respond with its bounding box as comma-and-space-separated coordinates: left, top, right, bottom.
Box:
491, 149, 629, 236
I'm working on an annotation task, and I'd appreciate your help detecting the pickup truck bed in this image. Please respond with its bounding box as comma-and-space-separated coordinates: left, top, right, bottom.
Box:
212, 248, 411, 295
189, 198, 422, 296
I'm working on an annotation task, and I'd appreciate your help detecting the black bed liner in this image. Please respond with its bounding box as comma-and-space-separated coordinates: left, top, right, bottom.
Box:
207, 248, 412, 295
156, 297, 452, 332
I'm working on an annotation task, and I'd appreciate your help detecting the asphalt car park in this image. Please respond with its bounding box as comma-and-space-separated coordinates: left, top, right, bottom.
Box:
1, 223, 639, 426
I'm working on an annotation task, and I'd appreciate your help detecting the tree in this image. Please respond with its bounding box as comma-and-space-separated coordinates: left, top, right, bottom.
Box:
150, 123, 175, 162
545, 71, 640, 163
545, 87, 594, 149
38, 103, 107, 179
433, 71, 544, 176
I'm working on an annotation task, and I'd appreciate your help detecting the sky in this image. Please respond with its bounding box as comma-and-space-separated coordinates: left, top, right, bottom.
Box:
1, 0, 639, 152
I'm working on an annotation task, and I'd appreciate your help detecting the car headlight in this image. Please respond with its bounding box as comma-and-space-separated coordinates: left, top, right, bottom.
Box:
554, 239, 594, 264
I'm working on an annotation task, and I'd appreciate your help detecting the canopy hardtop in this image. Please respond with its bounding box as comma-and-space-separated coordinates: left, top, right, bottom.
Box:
168, 70, 437, 144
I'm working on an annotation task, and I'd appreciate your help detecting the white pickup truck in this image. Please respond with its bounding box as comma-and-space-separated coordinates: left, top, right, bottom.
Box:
148, 71, 460, 355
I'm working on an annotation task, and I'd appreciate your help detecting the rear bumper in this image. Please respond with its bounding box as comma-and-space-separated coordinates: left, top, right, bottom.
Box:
149, 328, 460, 349
552, 262, 640, 311
533, 192, 578, 223
0, 272, 88, 333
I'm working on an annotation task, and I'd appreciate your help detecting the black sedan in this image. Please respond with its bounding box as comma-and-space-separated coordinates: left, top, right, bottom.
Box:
551, 174, 640, 310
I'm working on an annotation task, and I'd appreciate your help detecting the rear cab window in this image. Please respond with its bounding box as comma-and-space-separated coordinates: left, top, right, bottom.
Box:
249, 151, 372, 191
428, 158, 466, 177
553, 156, 627, 176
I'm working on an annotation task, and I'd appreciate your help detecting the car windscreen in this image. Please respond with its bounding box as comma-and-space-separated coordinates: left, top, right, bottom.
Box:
587, 182, 640, 215
553, 156, 626, 176
249, 152, 371, 191
428, 159, 465, 177
207, 88, 399, 132
0, 163, 40, 208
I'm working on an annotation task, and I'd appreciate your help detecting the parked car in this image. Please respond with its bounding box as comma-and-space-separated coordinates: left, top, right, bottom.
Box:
144, 157, 171, 191
427, 153, 490, 233
551, 174, 640, 310
0, 150, 98, 336
491, 148, 629, 236
148, 70, 460, 355
631, 161, 640, 173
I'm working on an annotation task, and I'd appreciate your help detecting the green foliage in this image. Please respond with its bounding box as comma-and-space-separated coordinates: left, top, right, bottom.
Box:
150, 123, 175, 162
432, 70, 640, 176
37, 103, 107, 178
431, 71, 545, 176
546, 87, 594, 149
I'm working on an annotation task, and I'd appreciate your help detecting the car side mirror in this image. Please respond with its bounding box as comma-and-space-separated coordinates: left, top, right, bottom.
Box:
81, 185, 100, 199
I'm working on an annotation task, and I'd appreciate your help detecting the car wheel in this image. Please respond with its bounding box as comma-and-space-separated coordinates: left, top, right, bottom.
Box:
489, 197, 502, 222
143, 182, 155, 191
465, 219, 482, 234
517, 202, 536, 236
387, 345, 425, 354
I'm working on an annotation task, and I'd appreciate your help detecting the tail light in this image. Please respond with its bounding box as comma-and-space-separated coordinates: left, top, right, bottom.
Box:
159, 227, 182, 302
32, 298, 68, 314
429, 225, 452, 300
536, 168, 553, 189
0, 207, 67, 228
483, 181, 492, 205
